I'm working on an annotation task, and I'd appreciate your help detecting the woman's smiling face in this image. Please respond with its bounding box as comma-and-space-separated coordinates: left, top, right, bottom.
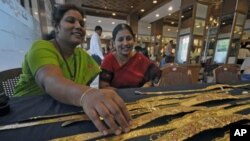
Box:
114, 29, 134, 56
56, 9, 85, 45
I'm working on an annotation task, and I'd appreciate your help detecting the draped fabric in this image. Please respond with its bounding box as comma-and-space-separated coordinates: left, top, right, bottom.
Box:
100, 52, 161, 88
14, 40, 100, 96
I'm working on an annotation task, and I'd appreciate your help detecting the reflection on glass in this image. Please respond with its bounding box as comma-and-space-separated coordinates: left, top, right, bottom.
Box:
229, 39, 240, 57
236, 13, 246, 26
177, 35, 190, 64
189, 46, 200, 64
233, 26, 243, 39
196, 3, 208, 18
194, 19, 205, 35
193, 39, 199, 46
213, 39, 230, 63
208, 37, 216, 56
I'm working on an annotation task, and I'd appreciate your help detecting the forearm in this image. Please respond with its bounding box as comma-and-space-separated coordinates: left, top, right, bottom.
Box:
35, 65, 94, 107
43, 76, 90, 107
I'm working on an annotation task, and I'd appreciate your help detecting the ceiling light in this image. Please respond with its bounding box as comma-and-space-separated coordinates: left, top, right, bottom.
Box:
112, 13, 116, 16
83, 18, 86, 21
181, 15, 184, 18
147, 26, 151, 29
141, 9, 145, 12
222, 22, 226, 25
34, 12, 38, 15
98, 20, 102, 23
112, 22, 115, 24
155, 14, 159, 17
153, 0, 157, 4
171, 22, 174, 24
168, 6, 173, 11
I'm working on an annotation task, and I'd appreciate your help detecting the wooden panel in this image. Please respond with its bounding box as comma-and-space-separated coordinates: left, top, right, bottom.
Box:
182, 64, 201, 83
236, 0, 249, 14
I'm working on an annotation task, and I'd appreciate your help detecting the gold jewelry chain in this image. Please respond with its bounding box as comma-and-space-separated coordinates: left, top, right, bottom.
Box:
51, 102, 250, 141
135, 83, 250, 95
99, 103, 250, 141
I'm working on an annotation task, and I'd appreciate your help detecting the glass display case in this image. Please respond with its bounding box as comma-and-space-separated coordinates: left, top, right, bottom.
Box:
213, 38, 230, 63
189, 37, 202, 64
176, 34, 190, 64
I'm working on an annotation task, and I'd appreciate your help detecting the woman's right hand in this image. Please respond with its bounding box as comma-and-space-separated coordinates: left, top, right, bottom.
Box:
81, 88, 132, 135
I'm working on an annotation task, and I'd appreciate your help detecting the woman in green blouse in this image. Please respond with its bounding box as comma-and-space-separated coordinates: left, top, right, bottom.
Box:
14, 4, 131, 136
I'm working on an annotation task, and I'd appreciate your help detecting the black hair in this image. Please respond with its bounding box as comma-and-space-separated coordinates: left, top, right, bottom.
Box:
112, 24, 135, 41
134, 46, 142, 52
42, 30, 56, 40
95, 26, 102, 31
52, 4, 84, 27
43, 4, 84, 40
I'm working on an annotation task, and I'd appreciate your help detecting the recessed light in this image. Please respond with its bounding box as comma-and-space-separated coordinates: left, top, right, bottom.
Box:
155, 14, 159, 17
141, 9, 145, 12
112, 22, 115, 24
167, 29, 171, 31
171, 22, 174, 24
153, 0, 157, 4
181, 15, 184, 18
168, 13, 172, 16
147, 26, 151, 29
131, 5, 133, 8
168, 6, 173, 11
112, 13, 116, 16
98, 20, 102, 23
83, 18, 86, 21
34, 12, 38, 15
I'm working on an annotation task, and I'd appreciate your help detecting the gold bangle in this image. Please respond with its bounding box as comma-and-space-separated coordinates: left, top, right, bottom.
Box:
79, 88, 94, 106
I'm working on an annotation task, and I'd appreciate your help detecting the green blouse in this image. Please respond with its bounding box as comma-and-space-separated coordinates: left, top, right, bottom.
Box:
14, 40, 100, 96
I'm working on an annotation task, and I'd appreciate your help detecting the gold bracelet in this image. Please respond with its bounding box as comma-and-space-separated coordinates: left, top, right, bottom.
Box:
79, 88, 94, 106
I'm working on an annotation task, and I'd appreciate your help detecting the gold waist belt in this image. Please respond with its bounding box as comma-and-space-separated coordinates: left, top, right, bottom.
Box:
51, 103, 250, 141
99, 103, 250, 141
156, 114, 250, 141
135, 83, 250, 95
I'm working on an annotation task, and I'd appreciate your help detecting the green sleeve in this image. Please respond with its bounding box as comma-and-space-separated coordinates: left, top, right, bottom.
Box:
27, 40, 60, 75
